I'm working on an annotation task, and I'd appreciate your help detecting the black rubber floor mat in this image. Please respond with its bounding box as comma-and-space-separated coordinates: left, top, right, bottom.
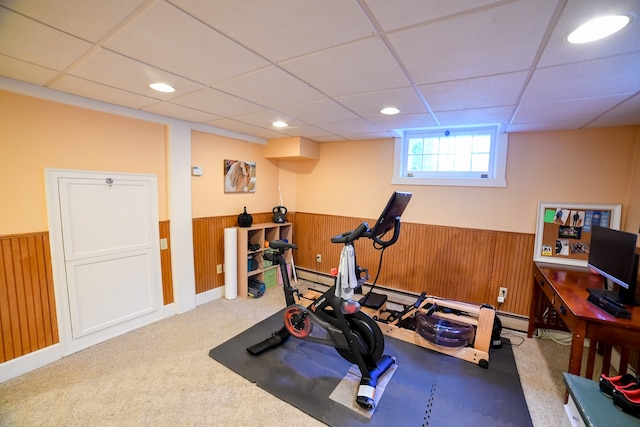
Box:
209, 309, 532, 427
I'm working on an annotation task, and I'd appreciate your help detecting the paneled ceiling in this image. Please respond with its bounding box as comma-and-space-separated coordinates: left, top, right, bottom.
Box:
1, 0, 639, 142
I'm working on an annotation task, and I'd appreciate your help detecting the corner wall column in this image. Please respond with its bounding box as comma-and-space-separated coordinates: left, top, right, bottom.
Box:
167, 122, 196, 313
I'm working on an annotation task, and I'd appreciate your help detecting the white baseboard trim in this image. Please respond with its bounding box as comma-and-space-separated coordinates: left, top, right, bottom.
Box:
0, 344, 63, 384
163, 302, 176, 318
196, 287, 224, 306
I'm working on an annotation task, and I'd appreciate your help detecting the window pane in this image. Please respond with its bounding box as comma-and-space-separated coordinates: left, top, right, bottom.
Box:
472, 135, 490, 152
456, 135, 473, 155
454, 153, 471, 171
471, 153, 490, 172
408, 154, 422, 171
408, 138, 423, 154
424, 138, 439, 154
439, 138, 454, 154
438, 154, 454, 171
423, 154, 437, 171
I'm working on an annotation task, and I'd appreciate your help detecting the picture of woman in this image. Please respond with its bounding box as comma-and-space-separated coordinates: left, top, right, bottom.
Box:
224, 160, 255, 193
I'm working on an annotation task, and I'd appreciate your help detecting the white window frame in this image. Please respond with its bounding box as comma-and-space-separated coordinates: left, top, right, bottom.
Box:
392, 126, 508, 188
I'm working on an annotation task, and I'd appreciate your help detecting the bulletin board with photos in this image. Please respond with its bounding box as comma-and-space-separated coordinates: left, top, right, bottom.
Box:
533, 202, 622, 267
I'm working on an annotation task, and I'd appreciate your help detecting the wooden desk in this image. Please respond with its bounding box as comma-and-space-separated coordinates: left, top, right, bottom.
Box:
528, 262, 640, 379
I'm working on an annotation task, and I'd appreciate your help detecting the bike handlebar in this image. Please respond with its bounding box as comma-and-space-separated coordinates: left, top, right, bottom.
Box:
330, 222, 369, 244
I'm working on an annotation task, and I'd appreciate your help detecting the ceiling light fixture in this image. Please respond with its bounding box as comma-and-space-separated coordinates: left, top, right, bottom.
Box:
149, 82, 175, 93
272, 121, 288, 128
567, 15, 631, 44
380, 107, 400, 115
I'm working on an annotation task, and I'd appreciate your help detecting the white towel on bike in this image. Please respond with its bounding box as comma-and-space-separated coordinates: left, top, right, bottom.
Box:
335, 245, 357, 300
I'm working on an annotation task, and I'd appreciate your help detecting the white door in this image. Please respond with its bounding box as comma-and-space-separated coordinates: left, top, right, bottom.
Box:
47, 170, 163, 355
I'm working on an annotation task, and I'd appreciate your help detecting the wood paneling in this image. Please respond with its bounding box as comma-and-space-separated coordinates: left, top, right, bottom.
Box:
0, 232, 58, 363
293, 213, 535, 316
191, 212, 296, 294
159, 221, 173, 305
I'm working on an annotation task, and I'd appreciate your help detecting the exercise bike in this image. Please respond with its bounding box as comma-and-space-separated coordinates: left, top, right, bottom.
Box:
247, 191, 412, 410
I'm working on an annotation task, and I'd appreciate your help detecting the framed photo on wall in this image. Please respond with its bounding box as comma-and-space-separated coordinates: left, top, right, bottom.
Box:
224, 159, 256, 193
534, 202, 622, 267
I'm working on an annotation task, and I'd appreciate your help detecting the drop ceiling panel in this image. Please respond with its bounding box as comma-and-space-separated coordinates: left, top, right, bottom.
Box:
69, 49, 204, 99
281, 38, 410, 97
0, 8, 92, 71
171, 0, 377, 62
231, 109, 306, 129
418, 72, 528, 111
587, 94, 640, 128
336, 87, 428, 118
0, 55, 58, 85
104, 1, 268, 85
366, 112, 437, 131
51, 75, 159, 109
507, 119, 589, 132
388, 0, 558, 84
513, 95, 630, 124
204, 117, 287, 139
170, 88, 264, 117
523, 52, 640, 104
276, 125, 339, 139
317, 118, 383, 136
363, 0, 506, 31
434, 106, 514, 127
537, 0, 640, 67
143, 101, 220, 122
213, 66, 325, 107
277, 99, 360, 124
0, 0, 147, 42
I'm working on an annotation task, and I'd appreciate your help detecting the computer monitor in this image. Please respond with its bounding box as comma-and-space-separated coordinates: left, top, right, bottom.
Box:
367, 191, 412, 246
587, 225, 639, 305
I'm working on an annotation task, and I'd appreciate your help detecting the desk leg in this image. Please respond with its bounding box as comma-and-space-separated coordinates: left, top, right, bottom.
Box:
602, 344, 612, 377
527, 276, 540, 338
569, 321, 586, 376
586, 341, 597, 380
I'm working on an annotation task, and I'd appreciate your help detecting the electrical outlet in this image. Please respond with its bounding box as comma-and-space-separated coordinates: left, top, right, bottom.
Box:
217, 264, 223, 274
316, 254, 322, 262
498, 287, 507, 303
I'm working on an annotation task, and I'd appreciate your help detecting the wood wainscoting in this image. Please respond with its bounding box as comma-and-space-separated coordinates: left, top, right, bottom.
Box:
159, 221, 174, 305
0, 232, 58, 363
293, 213, 535, 316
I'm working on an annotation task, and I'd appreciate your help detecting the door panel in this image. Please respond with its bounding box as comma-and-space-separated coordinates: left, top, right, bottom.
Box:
59, 178, 152, 260
66, 251, 156, 338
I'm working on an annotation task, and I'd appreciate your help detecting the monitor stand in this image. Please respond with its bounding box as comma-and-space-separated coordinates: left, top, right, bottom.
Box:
587, 288, 632, 318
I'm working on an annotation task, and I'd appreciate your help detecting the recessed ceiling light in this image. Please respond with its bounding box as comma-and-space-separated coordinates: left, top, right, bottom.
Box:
272, 121, 288, 128
380, 107, 400, 115
149, 82, 175, 93
567, 15, 631, 44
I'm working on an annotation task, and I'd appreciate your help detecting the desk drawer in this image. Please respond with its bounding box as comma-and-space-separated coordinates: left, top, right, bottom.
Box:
554, 296, 577, 330
534, 268, 556, 304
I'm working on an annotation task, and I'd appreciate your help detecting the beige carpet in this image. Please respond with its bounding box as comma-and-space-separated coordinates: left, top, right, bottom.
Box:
0, 282, 597, 426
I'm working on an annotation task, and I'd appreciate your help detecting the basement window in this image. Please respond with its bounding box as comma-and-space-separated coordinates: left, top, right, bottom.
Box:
392, 126, 507, 187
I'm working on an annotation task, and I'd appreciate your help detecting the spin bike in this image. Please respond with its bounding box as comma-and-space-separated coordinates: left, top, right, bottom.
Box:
246, 222, 395, 410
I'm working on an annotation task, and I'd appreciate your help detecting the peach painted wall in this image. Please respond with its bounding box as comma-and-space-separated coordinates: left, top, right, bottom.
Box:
293, 126, 640, 234
0, 91, 168, 235
190, 131, 282, 218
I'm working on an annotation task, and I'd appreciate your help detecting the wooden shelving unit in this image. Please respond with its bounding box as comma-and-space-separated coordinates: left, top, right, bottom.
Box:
236, 222, 292, 298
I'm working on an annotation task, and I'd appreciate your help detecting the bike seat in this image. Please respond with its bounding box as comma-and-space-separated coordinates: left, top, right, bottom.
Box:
268, 240, 298, 250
